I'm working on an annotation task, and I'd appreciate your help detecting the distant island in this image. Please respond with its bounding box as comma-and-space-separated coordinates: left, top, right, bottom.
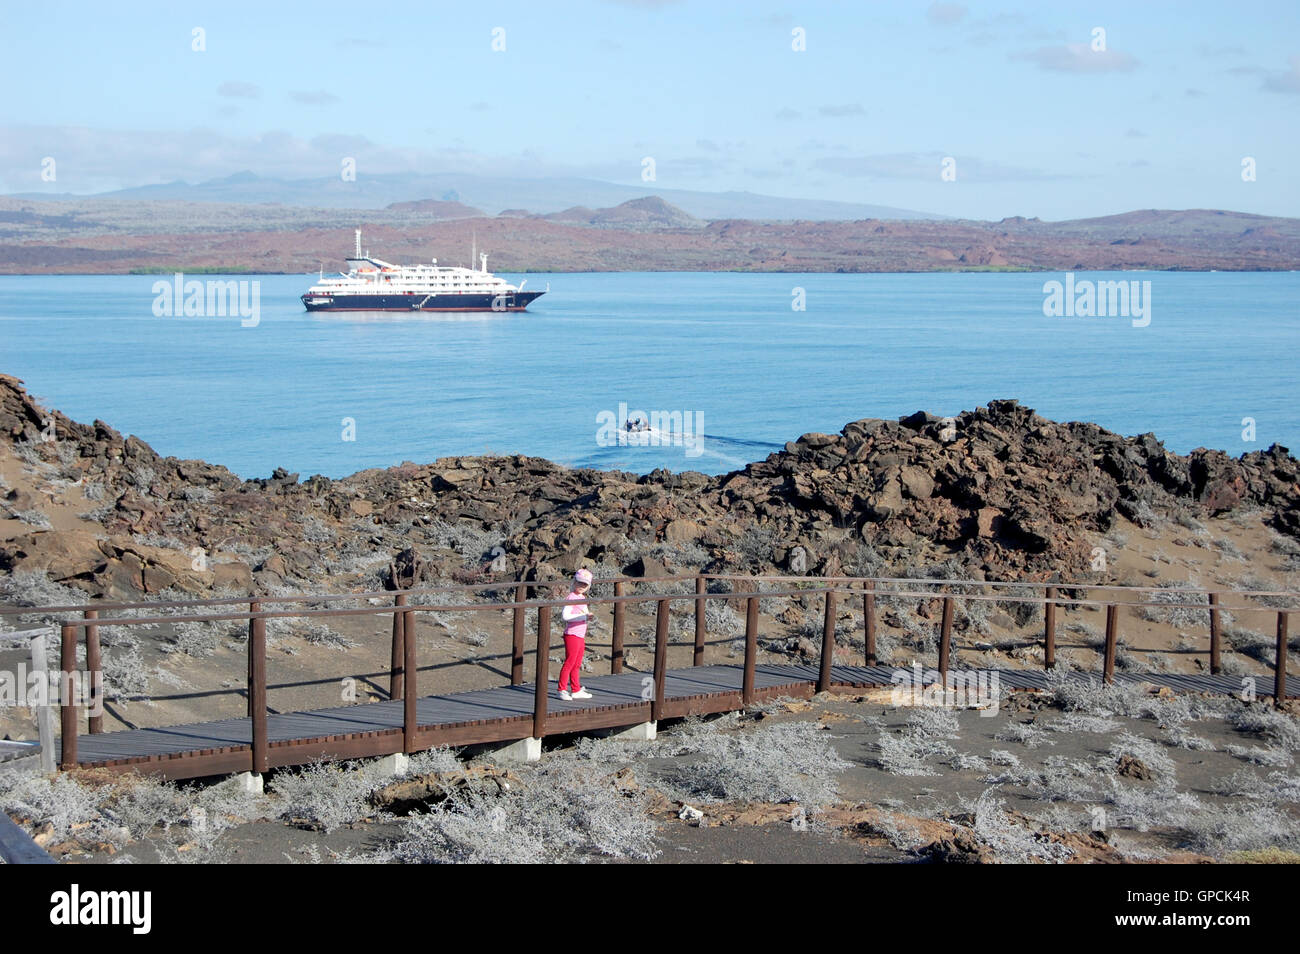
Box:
1, 193, 1298, 273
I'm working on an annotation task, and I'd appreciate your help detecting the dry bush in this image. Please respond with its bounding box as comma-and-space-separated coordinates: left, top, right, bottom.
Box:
385, 761, 658, 863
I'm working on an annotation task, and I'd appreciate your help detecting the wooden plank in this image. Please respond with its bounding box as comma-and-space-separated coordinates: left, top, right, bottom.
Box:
1043, 586, 1056, 670
1276, 611, 1289, 708
391, 594, 406, 699
59, 624, 77, 769
267, 732, 402, 768
511, 585, 526, 685
250, 608, 268, 774
864, 583, 876, 666
1208, 592, 1221, 675
0, 811, 55, 864
938, 596, 953, 683
28, 632, 56, 774
85, 609, 102, 735
694, 576, 706, 667
818, 590, 836, 693
534, 605, 551, 738
611, 581, 625, 674
1104, 604, 1118, 684
403, 608, 417, 753
743, 596, 758, 705
652, 599, 669, 721
62, 657, 1300, 782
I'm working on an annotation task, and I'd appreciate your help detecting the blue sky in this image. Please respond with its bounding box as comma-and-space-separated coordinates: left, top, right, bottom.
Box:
2, 0, 1297, 219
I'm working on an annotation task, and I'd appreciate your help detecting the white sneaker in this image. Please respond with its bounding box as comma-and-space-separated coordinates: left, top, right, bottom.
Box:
571, 689, 592, 700
558, 690, 572, 701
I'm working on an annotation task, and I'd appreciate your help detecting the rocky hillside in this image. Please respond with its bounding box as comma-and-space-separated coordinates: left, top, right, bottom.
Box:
0, 374, 1296, 601
2, 200, 1297, 273
539, 197, 704, 230
383, 199, 486, 219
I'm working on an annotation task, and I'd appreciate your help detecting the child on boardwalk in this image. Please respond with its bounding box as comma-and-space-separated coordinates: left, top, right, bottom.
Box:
558, 568, 596, 700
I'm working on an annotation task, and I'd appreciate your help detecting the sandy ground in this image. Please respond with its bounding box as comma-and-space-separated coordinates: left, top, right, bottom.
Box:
8, 686, 1292, 865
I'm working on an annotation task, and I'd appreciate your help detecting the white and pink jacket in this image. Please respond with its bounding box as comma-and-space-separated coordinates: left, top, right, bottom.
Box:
561, 590, 590, 638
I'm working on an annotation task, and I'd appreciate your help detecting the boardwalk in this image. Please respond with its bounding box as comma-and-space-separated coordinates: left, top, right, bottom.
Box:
3, 572, 1293, 782
57, 663, 1297, 781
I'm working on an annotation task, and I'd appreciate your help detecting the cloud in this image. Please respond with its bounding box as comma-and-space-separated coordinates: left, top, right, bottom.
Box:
818, 104, 865, 117
812, 152, 1073, 182
1011, 43, 1138, 73
774, 107, 802, 120
1198, 44, 1247, 57
970, 12, 1027, 29
290, 90, 339, 105
696, 138, 719, 151
925, 2, 967, 26
1263, 55, 1300, 94
0, 124, 537, 191
1185, 88, 1207, 98
1125, 128, 1146, 138
217, 81, 261, 99
309, 133, 374, 154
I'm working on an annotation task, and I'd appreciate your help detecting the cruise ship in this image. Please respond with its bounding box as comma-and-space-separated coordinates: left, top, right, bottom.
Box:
300, 231, 545, 312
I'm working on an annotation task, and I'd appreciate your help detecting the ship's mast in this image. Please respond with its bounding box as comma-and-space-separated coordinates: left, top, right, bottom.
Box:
355, 229, 362, 259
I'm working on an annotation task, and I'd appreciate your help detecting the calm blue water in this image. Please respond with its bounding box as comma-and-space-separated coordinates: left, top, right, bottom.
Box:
0, 272, 1296, 479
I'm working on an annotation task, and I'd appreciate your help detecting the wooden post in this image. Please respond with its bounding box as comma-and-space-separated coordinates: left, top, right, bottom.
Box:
247, 599, 260, 717
59, 624, 77, 770
611, 581, 626, 674
742, 596, 758, 706
403, 608, 417, 753
938, 596, 954, 685
250, 609, 268, 775
863, 583, 877, 666
511, 584, 526, 685
28, 633, 56, 774
84, 609, 102, 734
818, 590, 836, 693
533, 606, 551, 739
390, 593, 406, 700
1103, 604, 1118, 684
1275, 611, 1288, 709
1043, 586, 1057, 670
653, 599, 669, 721
1208, 591, 1222, 676
693, 576, 706, 667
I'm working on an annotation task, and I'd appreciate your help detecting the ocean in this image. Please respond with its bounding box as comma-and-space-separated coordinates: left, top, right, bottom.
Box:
1, 271, 1296, 479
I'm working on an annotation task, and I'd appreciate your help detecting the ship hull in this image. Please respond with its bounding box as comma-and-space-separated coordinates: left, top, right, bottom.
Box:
302, 290, 545, 312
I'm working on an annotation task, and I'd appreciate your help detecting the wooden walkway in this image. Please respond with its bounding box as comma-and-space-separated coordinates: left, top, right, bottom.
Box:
49, 663, 1298, 781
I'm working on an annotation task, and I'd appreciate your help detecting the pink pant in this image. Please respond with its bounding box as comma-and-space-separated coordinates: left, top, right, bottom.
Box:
559, 634, 584, 692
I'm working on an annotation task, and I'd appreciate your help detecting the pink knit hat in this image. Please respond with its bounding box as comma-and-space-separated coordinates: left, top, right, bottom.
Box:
574, 568, 593, 585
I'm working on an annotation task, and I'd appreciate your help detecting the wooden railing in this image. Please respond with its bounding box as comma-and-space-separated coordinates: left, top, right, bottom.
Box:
2, 573, 1296, 773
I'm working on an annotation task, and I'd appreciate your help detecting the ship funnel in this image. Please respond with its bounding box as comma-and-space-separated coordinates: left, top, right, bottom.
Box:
355, 229, 362, 258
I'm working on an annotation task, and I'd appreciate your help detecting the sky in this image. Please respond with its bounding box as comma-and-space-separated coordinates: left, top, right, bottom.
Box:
1, 0, 1297, 220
